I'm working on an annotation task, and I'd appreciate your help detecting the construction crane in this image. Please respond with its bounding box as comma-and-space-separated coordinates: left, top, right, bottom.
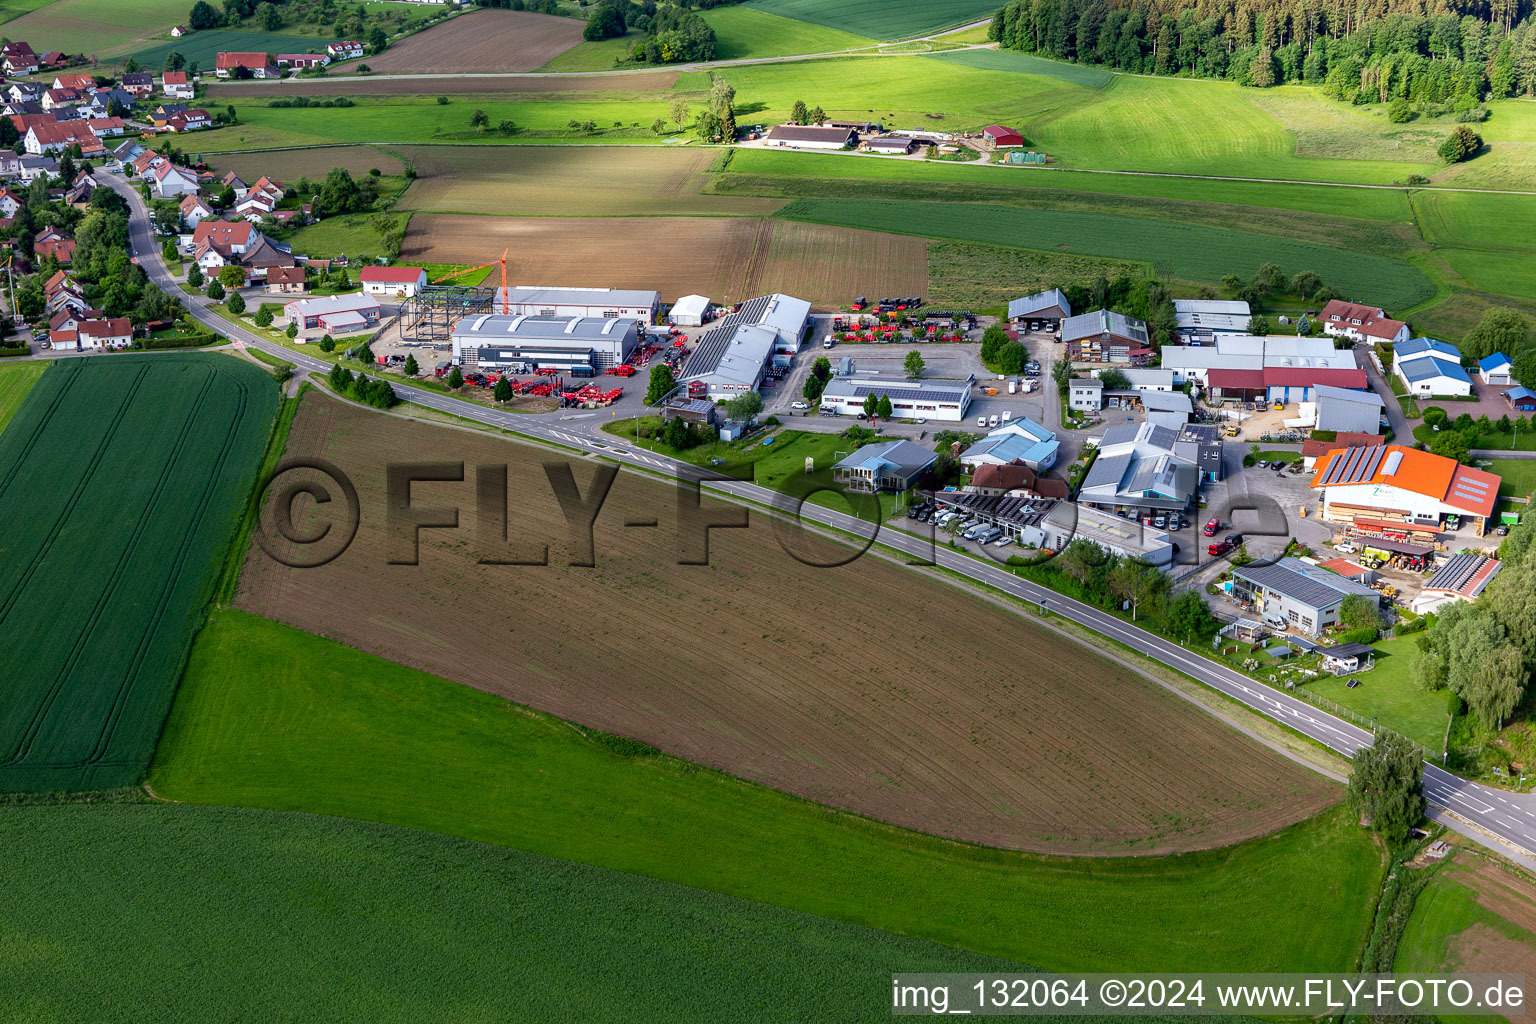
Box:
432, 247, 509, 314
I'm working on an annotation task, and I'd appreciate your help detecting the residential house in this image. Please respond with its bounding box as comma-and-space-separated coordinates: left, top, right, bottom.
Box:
41, 87, 84, 112
120, 72, 153, 98
24, 119, 97, 155
232, 175, 283, 220
34, 227, 74, 265
150, 162, 200, 199
265, 265, 306, 294
85, 116, 125, 137
0, 186, 23, 217
150, 102, 188, 126
830, 440, 937, 493
16, 155, 56, 183
967, 461, 1070, 499
237, 235, 297, 281
160, 71, 194, 100
39, 51, 67, 70
326, 41, 365, 60
51, 73, 95, 93
1068, 376, 1104, 411
218, 170, 248, 198
214, 52, 279, 79
74, 316, 134, 350
2, 43, 39, 76
191, 219, 260, 271
64, 170, 95, 204
179, 193, 213, 226
358, 265, 428, 297
5, 83, 39, 105
81, 90, 134, 118
1320, 299, 1409, 346
1479, 352, 1514, 387
165, 108, 211, 132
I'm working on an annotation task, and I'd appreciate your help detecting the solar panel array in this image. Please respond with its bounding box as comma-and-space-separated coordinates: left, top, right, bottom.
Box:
680, 295, 774, 376
1318, 446, 1388, 486
1426, 553, 1484, 593
1448, 471, 1491, 509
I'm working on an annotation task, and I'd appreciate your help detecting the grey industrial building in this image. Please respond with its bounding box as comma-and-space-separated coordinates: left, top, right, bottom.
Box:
1229, 557, 1383, 636
819, 374, 975, 421
494, 286, 660, 324
1007, 287, 1071, 325
1078, 422, 1200, 514
676, 293, 811, 399
1313, 384, 1387, 434
450, 314, 639, 372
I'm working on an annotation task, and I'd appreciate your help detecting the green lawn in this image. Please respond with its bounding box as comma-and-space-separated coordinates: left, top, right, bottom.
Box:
150, 609, 1385, 973
931, 47, 1115, 88
283, 212, 409, 260
721, 148, 1418, 222
1304, 635, 1451, 752
535, 28, 645, 72
702, 5, 876, 60
1395, 859, 1536, 1005
0, 360, 45, 436
1484, 459, 1536, 498
0, 0, 188, 56
776, 197, 1435, 307
0, 0, 55, 26
1437, 248, 1536, 301
127, 28, 321, 70
0, 803, 1018, 1022
746, 0, 1011, 40
1413, 189, 1536, 252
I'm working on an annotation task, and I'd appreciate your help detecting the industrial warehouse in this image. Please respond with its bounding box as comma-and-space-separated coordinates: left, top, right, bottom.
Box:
451, 314, 639, 373
819, 374, 975, 421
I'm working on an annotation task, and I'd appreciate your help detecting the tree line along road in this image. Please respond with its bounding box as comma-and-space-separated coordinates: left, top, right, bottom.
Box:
105, 173, 1536, 868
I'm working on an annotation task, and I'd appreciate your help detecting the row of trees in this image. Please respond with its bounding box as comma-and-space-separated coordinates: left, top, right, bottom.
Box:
327, 361, 398, 409
989, 0, 1536, 105
1020, 537, 1219, 639
189, 0, 406, 48
1413, 516, 1536, 736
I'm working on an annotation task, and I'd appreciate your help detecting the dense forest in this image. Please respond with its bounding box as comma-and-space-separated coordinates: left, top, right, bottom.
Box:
989, 0, 1536, 106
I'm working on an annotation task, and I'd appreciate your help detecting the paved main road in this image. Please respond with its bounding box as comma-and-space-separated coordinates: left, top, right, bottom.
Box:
110, 175, 1536, 863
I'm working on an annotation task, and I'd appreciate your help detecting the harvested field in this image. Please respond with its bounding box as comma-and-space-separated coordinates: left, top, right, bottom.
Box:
335, 10, 583, 74
1397, 851, 1536, 978
401, 214, 927, 308
206, 72, 680, 98
238, 394, 1340, 855
394, 145, 783, 217
0, 355, 276, 792
209, 145, 404, 182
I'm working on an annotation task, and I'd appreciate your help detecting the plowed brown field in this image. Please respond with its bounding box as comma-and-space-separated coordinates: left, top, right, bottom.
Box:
332, 10, 583, 74
400, 214, 926, 307
237, 395, 1338, 855
206, 72, 679, 98
394, 145, 783, 217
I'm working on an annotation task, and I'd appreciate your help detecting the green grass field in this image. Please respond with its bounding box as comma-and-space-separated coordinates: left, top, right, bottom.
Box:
0, 361, 45, 436
1395, 858, 1536, 998
0, 356, 276, 791
776, 197, 1434, 307
1484, 459, 1536, 498
930, 47, 1115, 88
1, 802, 1019, 1021
0, 0, 187, 55
283, 212, 408, 260
0, 0, 55, 26
702, 5, 875, 60
150, 609, 1384, 973
1413, 189, 1536, 252
746, 0, 1001, 40
1303, 635, 1450, 752
128, 28, 330, 71
1438, 248, 1536, 301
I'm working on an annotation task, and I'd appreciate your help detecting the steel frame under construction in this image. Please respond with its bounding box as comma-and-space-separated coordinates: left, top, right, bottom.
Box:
395, 284, 497, 343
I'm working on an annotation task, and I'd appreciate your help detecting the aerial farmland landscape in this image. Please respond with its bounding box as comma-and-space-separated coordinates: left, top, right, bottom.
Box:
4, 0, 1536, 1019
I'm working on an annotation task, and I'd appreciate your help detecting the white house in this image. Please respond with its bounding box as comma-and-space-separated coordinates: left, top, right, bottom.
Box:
160, 72, 194, 100
150, 162, 200, 199
0, 187, 23, 218
1394, 337, 1471, 398
358, 265, 428, 297
179, 193, 213, 227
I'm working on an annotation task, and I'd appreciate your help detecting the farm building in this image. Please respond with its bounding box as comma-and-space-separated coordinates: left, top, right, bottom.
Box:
358, 266, 428, 297
1164, 335, 1364, 396
1310, 444, 1501, 537
669, 293, 711, 327
214, 52, 279, 78
1173, 298, 1251, 343
1141, 391, 1193, 430
1394, 337, 1471, 398
763, 124, 855, 149
1068, 377, 1104, 411
982, 125, 1024, 148
1062, 309, 1150, 364
1313, 384, 1386, 434
1105, 368, 1175, 392
959, 418, 1059, 472
496, 285, 659, 324
1229, 557, 1383, 637
1479, 352, 1514, 386
1077, 422, 1200, 515
676, 293, 811, 399
1505, 386, 1536, 411
451, 314, 638, 373
284, 292, 382, 338
831, 440, 937, 493
1007, 288, 1070, 326
864, 137, 917, 154
1320, 299, 1409, 346
1411, 552, 1502, 614
820, 374, 974, 422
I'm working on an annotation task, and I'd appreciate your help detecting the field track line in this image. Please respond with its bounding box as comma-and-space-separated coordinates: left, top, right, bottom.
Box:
82, 367, 256, 769
0, 363, 147, 630
1, 365, 216, 769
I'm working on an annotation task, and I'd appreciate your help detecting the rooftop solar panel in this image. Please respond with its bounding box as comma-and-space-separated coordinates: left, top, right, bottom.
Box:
1363, 446, 1385, 479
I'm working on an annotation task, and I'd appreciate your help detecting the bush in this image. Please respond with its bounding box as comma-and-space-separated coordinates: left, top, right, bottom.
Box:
1438, 125, 1483, 163
141, 332, 217, 349
1336, 626, 1380, 645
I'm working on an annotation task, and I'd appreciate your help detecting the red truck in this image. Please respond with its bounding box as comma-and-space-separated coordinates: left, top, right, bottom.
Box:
1202, 517, 1220, 537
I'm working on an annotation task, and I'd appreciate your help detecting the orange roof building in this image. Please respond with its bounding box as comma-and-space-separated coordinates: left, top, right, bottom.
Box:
1309, 444, 1500, 535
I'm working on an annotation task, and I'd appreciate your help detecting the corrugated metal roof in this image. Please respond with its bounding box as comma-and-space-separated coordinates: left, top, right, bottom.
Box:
1008, 288, 1070, 320
1234, 557, 1377, 609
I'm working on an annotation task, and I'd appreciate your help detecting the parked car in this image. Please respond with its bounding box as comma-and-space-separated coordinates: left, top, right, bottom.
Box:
1153, 515, 1167, 529
1334, 541, 1358, 554
1255, 460, 1268, 469
1203, 517, 1220, 536
1207, 537, 1235, 556
1167, 514, 1182, 531
790, 401, 809, 410
977, 416, 987, 427
1226, 532, 1244, 547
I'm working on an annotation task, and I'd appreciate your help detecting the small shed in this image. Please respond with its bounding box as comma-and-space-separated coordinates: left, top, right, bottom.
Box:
983, 125, 1024, 148
661, 397, 717, 425
1005, 150, 1047, 165
865, 137, 916, 154
670, 293, 712, 327
1504, 386, 1536, 411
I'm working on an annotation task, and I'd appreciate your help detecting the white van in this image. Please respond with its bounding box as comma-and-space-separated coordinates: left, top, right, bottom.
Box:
988, 414, 999, 427
977, 415, 987, 427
